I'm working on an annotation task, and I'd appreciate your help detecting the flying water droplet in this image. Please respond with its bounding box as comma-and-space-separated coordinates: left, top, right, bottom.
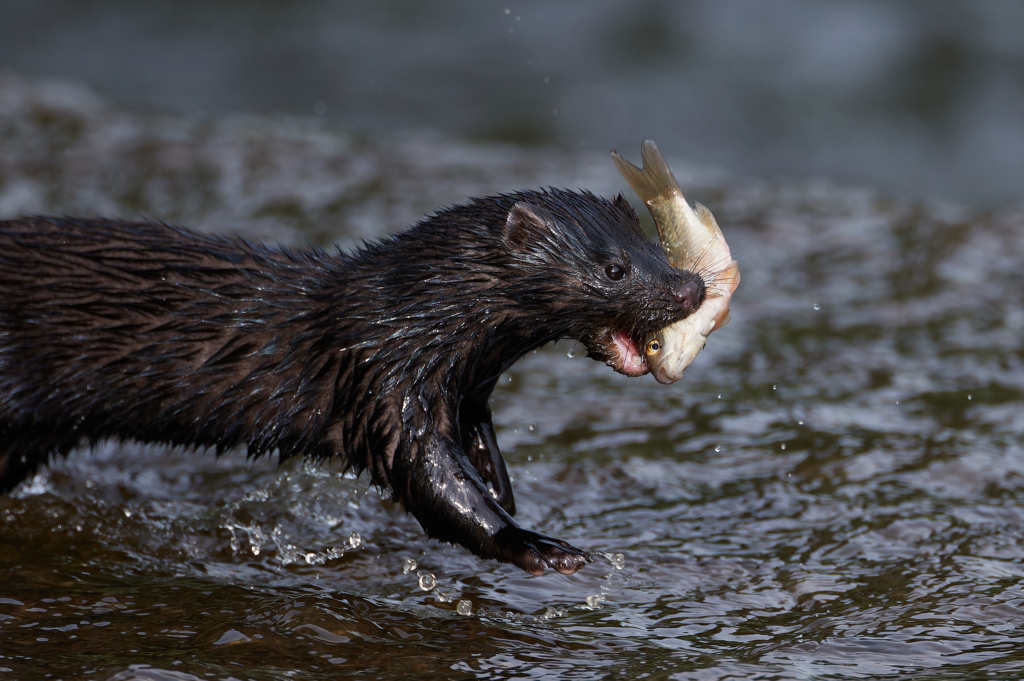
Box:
418, 573, 436, 591
403, 558, 418, 574
714, 445, 722, 453
348, 532, 361, 549
611, 553, 625, 570
567, 347, 576, 358
812, 303, 821, 311
456, 600, 472, 615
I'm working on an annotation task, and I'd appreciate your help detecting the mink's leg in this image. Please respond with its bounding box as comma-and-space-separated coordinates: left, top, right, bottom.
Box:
458, 381, 515, 515
391, 396, 587, 575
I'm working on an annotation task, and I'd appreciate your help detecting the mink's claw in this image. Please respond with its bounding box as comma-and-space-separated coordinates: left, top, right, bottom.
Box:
495, 527, 589, 575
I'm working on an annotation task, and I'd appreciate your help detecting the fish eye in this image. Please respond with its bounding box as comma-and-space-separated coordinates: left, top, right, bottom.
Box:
645, 339, 661, 356
605, 264, 626, 281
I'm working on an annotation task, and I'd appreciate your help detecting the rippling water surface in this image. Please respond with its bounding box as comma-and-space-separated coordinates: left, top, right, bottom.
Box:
3, 77, 1024, 680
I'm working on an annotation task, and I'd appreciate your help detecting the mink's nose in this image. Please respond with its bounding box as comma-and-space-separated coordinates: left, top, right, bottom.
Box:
673, 280, 701, 311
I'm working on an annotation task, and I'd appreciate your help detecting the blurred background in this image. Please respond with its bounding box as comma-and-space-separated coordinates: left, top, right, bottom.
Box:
2, 0, 1022, 207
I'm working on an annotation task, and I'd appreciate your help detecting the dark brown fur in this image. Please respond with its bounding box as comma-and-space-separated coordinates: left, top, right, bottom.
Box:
0, 189, 703, 574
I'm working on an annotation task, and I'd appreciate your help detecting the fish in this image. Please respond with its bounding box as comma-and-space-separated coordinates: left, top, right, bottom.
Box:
612, 139, 740, 385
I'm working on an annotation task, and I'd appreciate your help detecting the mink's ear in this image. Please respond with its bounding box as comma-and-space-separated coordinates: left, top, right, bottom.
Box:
504, 202, 556, 251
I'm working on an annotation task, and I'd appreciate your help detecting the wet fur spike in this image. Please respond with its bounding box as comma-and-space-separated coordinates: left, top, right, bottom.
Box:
0, 188, 703, 574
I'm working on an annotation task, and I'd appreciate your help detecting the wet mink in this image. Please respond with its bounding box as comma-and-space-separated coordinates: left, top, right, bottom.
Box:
0, 189, 704, 574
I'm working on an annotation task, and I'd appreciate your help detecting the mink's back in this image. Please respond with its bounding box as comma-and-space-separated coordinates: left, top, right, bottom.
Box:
0, 217, 348, 475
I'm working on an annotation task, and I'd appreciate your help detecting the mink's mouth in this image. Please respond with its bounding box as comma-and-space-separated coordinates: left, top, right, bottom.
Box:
585, 328, 648, 377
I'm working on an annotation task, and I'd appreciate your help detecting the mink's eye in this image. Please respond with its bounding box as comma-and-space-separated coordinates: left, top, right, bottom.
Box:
605, 264, 626, 281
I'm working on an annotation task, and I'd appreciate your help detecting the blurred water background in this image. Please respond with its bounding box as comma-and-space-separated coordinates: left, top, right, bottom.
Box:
2, 2, 1024, 680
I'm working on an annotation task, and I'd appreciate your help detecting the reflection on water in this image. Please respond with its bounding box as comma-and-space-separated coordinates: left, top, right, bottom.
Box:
3, 76, 1024, 679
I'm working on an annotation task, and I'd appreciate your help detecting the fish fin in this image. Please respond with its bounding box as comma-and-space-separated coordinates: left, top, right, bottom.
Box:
693, 201, 725, 243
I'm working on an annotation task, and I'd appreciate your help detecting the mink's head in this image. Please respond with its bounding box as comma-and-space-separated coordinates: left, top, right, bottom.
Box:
487, 188, 705, 377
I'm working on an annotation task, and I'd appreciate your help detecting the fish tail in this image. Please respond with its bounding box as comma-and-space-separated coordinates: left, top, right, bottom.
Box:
610, 139, 682, 205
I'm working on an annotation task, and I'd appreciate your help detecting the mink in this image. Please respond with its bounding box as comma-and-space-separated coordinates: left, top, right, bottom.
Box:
0, 189, 704, 574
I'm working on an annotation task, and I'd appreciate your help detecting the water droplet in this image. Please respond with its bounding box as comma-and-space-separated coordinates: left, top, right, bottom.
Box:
528, 424, 536, 431
348, 532, 361, 549
798, 420, 804, 425
812, 303, 821, 311
781, 444, 787, 450
504, 8, 510, 13
772, 384, 777, 390
714, 445, 721, 453
896, 400, 900, 405
526, 454, 533, 461
403, 559, 418, 574
507, 375, 513, 383
456, 600, 472, 615
418, 573, 436, 591
585, 595, 602, 609
304, 552, 317, 564
967, 394, 972, 400
611, 553, 625, 570
717, 393, 722, 399
566, 347, 576, 358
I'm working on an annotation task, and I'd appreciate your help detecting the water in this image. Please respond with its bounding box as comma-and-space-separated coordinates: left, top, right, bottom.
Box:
3, 76, 1024, 680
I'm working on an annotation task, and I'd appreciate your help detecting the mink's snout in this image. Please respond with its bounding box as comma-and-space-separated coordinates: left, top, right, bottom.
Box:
672, 279, 704, 313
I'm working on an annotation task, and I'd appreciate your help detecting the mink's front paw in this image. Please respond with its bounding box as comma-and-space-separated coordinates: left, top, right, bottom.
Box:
494, 527, 590, 575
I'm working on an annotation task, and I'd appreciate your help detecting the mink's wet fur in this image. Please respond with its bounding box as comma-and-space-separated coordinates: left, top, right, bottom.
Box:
0, 188, 704, 574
